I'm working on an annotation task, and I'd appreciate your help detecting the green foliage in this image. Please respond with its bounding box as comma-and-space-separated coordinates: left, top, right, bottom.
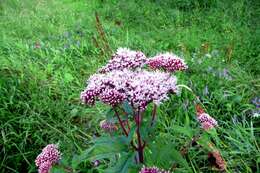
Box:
72, 136, 128, 167
146, 137, 191, 172
104, 152, 136, 173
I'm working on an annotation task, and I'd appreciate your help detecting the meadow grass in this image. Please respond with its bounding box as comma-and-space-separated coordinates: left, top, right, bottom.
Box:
0, 0, 259, 172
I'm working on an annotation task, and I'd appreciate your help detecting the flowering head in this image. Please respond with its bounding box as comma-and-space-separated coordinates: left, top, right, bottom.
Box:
196, 105, 218, 130
81, 70, 177, 111
252, 97, 260, 108
99, 120, 118, 132
92, 160, 100, 167
125, 70, 177, 111
38, 161, 52, 173
139, 166, 171, 173
80, 70, 130, 107
99, 47, 146, 73
35, 144, 61, 173
100, 88, 126, 107
147, 52, 188, 72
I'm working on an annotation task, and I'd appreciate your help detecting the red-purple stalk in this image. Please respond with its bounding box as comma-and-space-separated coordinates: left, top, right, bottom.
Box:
114, 108, 129, 136
135, 110, 144, 163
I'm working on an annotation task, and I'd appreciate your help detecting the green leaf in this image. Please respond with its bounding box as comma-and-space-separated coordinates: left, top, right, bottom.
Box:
105, 108, 115, 121
125, 125, 136, 144
197, 133, 211, 151
171, 125, 193, 138
122, 101, 133, 115
50, 165, 67, 173
147, 139, 192, 172
72, 147, 94, 169
72, 136, 128, 169
104, 152, 135, 173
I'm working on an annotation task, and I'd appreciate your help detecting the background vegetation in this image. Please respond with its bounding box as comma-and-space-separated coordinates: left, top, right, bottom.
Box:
0, 0, 259, 172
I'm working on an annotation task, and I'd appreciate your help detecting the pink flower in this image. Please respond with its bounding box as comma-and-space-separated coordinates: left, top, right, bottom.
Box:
38, 161, 52, 173
147, 53, 188, 72
125, 70, 177, 110
100, 88, 126, 106
99, 47, 146, 73
139, 166, 171, 173
92, 160, 100, 167
99, 120, 118, 132
195, 105, 218, 130
35, 144, 61, 173
197, 113, 218, 130
81, 70, 177, 110
80, 90, 96, 105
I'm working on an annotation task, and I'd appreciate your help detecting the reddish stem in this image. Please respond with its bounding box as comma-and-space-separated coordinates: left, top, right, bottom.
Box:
122, 111, 131, 132
114, 108, 128, 136
114, 108, 138, 151
135, 110, 144, 163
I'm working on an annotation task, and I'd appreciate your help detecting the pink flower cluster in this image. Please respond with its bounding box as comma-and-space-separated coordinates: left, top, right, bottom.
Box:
139, 166, 171, 173
81, 69, 177, 110
35, 144, 61, 173
99, 47, 146, 73
197, 113, 218, 130
147, 53, 188, 72
99, 120, 118, 132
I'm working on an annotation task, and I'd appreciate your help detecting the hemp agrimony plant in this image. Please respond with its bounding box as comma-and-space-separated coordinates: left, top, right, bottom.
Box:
78, 48, 187, 171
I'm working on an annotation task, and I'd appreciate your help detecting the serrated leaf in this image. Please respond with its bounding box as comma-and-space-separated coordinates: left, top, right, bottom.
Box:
104, 152, 135, 173
50, 165, 67, 173
125, 125, 136, 144
72, 136, 128, 169
147, 139, 192, 172
72, 147, 94, 169
105, 108, 115, 120
122, 101, 133, 115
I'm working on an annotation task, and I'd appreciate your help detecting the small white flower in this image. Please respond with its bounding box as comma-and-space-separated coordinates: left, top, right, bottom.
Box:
252, 112, 260, 118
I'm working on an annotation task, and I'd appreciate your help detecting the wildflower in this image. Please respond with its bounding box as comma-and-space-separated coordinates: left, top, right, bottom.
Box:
99, 47, 146, 73
92, 160, 100, 167
35, 144, 61, 173
100, 88, 126, 106
38, 161, 52, 173
126, 70, 177, 110
252, 97, 260, 108
81, 70, 177, 111
196, 105, 218, 130
207, 66, 214, 73
80, 90, 96, 105
147, 52, 188, 72
211, 50, 219, 57
99, 120, 118, 132
34, 42, 41, 49
218, 68, 232, 80
252, 112, 260, 118
203, 85, 209, 96
139, 166, 171, 173
205, 53, 212, 58
80, 70, 131, 106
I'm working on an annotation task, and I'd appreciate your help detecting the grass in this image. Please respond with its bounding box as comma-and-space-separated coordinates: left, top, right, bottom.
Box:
0, 0, 259, 172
